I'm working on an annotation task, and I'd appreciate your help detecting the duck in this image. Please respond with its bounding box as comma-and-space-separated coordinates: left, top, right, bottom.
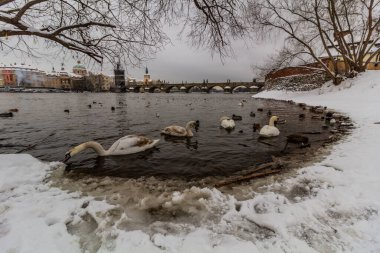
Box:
238, 102, 244, 107
63, 135, 160, 163
257, 108, 263, 112
0, 112, 13, 117
9, 108, 18, 112
220, 116, 236, 130
111, 106, 115, 111
64, 109, 70, 113
161, 121, 198, 137
267, 110, 272, 116
299, 113, 305, 119
283, 134, 310, 152
310, 106, 324, 114
259, 116, 280, 137
232, 114, 242, 121
156, 113, 160, 118
88, 104, 92, 108
253, 123, 261, 132
250, 112, 256, 117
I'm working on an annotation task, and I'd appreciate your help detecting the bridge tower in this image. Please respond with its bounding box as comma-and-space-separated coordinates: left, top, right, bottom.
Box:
114, 61, 126, 92
143, 66, 151, 85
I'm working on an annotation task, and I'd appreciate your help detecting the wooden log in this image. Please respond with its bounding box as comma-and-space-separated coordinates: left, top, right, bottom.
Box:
215, 169, 281, 187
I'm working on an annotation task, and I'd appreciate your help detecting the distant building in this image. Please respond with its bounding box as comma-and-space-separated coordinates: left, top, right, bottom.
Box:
72, 61, 88, 76
45, 68, 60, 89
101, 74, 114, 91
114, 62, 126, 92
0, 64, 45, 87
0, 71, 3, 87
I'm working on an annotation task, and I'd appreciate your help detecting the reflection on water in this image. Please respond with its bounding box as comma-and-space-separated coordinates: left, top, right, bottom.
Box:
0, 92, 331, 179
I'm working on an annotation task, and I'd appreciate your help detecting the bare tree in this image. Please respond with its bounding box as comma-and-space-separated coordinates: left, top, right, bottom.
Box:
0, 0, 247, 66
248, 0, 380, 84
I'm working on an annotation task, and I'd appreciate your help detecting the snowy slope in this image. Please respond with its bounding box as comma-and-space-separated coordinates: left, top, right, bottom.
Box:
1, 71, 380, 252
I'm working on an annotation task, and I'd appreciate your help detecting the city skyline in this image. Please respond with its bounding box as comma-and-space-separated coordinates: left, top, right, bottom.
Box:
0, 28, 280, 83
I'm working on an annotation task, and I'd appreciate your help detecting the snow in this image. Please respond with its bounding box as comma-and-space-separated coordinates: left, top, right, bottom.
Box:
2, 71, 380, 252
0, 154, 113, 253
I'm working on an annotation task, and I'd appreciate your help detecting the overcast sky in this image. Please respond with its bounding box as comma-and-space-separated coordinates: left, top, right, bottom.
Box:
1, 27, 281, 83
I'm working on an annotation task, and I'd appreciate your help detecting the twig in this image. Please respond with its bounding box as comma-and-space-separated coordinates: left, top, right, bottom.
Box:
16, 132, 55, 153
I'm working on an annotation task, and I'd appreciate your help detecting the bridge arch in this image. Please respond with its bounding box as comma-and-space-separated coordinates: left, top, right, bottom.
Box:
163, 86, 181, 93
148, 86, 161, 93
128, 86, 140, 93
207, 85, 225, 93
186, 85, 202, 93
232, 85, 249, 93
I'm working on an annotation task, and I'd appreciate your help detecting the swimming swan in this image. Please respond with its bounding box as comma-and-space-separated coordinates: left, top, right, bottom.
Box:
63, 135, 159, 162
161, 121, 197, 137
259, 116, 280, 137
220, 116, 236, 130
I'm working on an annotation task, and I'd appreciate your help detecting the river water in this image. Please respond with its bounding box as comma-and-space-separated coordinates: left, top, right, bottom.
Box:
0, 92, 330, 179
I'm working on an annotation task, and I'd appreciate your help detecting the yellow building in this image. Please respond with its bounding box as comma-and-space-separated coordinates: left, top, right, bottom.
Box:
325, 51, 380, 74
45, 69, 61, 89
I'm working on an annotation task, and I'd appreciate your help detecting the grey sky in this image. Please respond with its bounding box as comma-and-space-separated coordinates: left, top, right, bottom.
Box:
1, 28, 280, 83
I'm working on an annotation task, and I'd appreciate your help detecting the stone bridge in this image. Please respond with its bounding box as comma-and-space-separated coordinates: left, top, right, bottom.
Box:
126, 81, 264, 93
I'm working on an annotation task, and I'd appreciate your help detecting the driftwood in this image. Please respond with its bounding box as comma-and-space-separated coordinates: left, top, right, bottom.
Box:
214, 157, 286, 188
215, 169, 281, 187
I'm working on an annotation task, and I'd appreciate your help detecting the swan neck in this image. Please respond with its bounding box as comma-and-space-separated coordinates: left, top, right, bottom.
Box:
84, 141, 107, 156
269, 118, 276, 126
186, 128, 193, 137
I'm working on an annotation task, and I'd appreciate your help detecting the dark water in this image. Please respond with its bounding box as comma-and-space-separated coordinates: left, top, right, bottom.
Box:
0, 92, 330, 179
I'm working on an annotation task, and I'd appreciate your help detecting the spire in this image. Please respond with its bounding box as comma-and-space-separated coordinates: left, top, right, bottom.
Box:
145, 66, 148, 74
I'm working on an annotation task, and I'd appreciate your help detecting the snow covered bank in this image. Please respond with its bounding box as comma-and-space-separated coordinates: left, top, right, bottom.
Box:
1, 71, 380, 252
0, 155, 113, 253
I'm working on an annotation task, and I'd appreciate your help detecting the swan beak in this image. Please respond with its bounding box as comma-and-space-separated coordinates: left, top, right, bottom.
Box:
62, 152, 71, 163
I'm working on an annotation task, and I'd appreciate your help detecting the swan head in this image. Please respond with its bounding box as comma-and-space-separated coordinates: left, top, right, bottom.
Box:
269, 116, 279, 126
62, 144, 84, 163
220, 116, 230, 122
186, 121, 198, 129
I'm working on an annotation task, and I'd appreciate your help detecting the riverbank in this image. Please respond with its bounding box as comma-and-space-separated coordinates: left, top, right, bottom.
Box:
1, 71, 380, 252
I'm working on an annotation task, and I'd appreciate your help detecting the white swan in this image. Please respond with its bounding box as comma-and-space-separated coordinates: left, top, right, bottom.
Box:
63, 135, 159, 162
259, 116, 280, 137
161, 121, 197, 137
220, 116, 236, 130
